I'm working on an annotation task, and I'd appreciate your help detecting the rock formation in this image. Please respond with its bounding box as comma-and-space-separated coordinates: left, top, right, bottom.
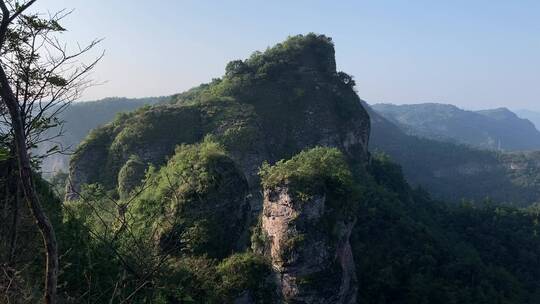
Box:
66, 34, 370, 209
256, 147, 359, 303
261, 186, 357, 303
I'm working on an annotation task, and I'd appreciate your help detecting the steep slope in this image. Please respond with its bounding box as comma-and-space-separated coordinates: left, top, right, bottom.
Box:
372, 103, 540, 151
516, 109, 540, 131
256, 148, 358, 303
67, 34, 370, 208
366, 101, 540, 205
66, 34, 372, 303
39, 96, 167, 176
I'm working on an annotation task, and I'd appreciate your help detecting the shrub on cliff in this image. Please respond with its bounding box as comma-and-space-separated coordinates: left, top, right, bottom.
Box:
259, 146, 359, 207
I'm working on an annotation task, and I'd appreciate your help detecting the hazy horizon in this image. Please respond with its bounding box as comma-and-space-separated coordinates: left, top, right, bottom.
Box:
36, 0, 540, 111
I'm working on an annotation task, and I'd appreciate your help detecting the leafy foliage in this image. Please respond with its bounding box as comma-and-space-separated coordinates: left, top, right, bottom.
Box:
351, 154, 540, 303
37, 97, 167, 177
117, 154, 147, 199
71, 33, 369, 201
259, 146, 356, 203
131, 139, 249, 259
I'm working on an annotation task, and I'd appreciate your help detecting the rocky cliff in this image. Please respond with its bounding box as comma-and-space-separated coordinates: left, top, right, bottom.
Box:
256, 147, 359, 303
261, 187, 357, 303
66, 34, 370, 210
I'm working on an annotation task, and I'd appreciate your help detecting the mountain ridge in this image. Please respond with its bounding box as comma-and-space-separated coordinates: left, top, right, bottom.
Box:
372, 102, 540, 151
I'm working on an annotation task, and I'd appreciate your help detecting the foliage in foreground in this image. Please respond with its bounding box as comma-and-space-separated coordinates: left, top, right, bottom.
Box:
6, 146, 540, 303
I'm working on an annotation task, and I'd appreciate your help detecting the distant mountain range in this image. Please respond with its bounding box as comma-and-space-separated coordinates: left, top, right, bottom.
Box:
372, 103, 540, 151
365, 101, 540, 205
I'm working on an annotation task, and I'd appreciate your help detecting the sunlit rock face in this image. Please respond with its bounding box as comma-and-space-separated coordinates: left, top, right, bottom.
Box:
260, 185, 357, 304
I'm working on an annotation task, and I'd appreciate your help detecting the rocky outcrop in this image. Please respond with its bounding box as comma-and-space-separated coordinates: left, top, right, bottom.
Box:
66, 34, 370, 206
260, 186, 357, 303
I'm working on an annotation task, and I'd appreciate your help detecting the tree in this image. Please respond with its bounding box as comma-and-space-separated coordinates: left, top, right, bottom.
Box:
0, 1, 102, 303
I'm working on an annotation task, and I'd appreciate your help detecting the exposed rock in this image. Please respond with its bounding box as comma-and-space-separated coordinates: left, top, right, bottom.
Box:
260, 186, 357, 303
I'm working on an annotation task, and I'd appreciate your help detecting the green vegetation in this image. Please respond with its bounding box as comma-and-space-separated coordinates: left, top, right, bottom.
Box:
69, 34, 369, 200
9, 34, 540, 303
216, 253, 275, 303
259, 147, 361, 259
0, 158, 64, 300
259, 146, 354, 198
117, 155, 147, 199
71, 97, 261, 195
53, 140, 272, 303
8, 143, 540, 303
131, 139, 249, 259
351, 154, 540, 303
256, 147, 540, 303
367, 102, 540, 206
38, 96, 168, 177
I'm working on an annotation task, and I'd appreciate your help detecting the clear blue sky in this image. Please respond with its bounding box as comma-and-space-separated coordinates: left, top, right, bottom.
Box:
35, 0, 540, 110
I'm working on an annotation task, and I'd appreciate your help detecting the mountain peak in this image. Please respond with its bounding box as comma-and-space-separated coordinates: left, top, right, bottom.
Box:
225, 33, 337, 78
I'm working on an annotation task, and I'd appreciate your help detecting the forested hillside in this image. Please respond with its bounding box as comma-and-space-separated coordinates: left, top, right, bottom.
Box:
367, 102, 540, 206
373, 103, 540, 151
1, 0, 538, 302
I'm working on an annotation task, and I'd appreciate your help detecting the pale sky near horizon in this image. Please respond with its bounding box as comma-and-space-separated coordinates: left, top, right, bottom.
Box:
33, 0, 540, 110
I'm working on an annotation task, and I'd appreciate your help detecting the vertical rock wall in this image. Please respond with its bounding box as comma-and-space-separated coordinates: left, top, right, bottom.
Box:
260, 186, 357, 303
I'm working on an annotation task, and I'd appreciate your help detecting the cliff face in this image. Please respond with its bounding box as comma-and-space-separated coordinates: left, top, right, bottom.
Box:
261, 187, 357, 303
256, 147, 360, 303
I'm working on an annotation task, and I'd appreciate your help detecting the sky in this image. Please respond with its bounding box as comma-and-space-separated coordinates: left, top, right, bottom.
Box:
33, 0, 540, 111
